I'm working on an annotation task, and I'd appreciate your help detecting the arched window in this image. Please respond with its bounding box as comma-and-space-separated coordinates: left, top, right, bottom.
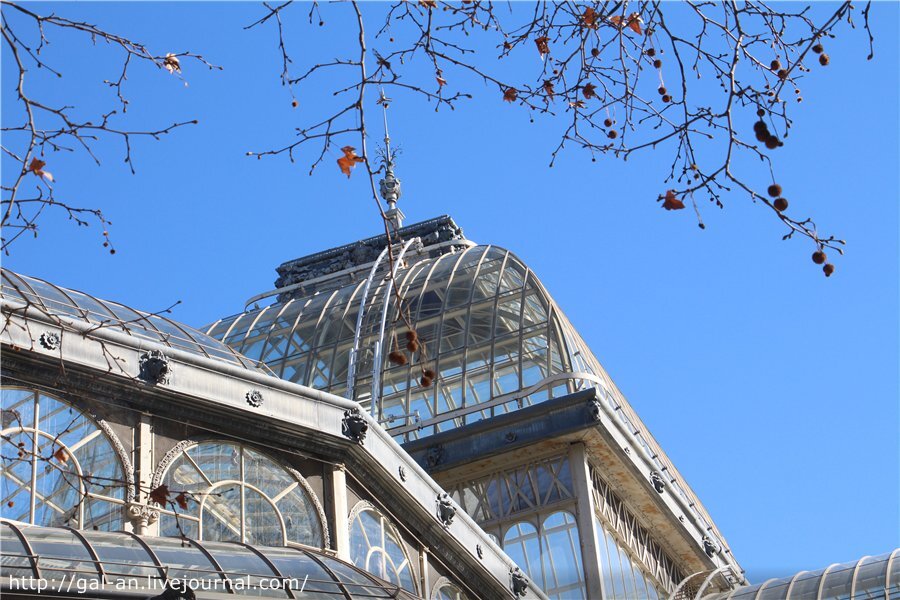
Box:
154, 441, 326, 548
349, 501, 417, 594
540, 511, 586, 599
502, 511, 587, 600
1, 387, 130, 530
431, 577, 470, 600
503, 520, 543, 589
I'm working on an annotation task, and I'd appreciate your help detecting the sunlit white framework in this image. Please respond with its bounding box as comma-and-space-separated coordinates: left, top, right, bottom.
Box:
2, 211, 894, 600
205, 218, 739, 598
206, 239, 731, 563
0, 266, 544, 599
153, 440, 328, 549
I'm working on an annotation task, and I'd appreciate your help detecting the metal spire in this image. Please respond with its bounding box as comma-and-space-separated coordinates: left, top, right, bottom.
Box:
377, 89, 404, 229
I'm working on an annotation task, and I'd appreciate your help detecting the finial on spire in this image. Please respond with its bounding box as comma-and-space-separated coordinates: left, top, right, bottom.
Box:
377, 89, 404, 229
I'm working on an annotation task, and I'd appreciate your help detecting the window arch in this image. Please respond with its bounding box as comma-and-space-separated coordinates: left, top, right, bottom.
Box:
1, 387, 131, 530
431, 577, 470, 600
348, 501, 417, 594
502, 511, 587, 600
153, 440, 326, 548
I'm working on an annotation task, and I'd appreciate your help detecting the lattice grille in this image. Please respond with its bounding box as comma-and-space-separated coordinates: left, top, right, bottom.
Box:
449, 455, 573, 523
590, 464, 684, 593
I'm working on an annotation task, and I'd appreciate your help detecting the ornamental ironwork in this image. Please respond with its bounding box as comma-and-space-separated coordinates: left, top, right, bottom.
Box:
245, 389, 264, 408
398, 465, 407, 482
437, 493, 456, 527
588, 396, 604, 421
39, 331, 60, 350
703, 535, 721, 558
476, 544, 483, 559
139, 350, 171, 384
425, 444, 444, 468
342, 408, 368, 445
511, 567, 529, 597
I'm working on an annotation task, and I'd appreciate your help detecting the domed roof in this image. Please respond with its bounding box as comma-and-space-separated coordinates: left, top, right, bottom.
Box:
205, 228, 730, 555
206, 244, 600, 434
1, 269, 268, 372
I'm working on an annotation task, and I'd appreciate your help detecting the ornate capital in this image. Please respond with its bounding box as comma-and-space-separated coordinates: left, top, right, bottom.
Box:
126, 502, 160, 526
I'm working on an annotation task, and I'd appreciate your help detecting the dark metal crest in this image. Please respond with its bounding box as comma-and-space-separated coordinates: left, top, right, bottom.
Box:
511, 567, 529, 597
424, 444, 444, 468
342, 407, 368, 445
702, 535, 721, 557
139, 350, 171, 384
245, 390, 264, 408
437, 493, 456, 527
39, 331, 61, 350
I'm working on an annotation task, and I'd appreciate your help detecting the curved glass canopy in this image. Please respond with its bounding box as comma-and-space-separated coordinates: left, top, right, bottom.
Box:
206, 243, 728, 551
0, 519, 419, 599
1, 269, 267, 372
701, 550, 898, 600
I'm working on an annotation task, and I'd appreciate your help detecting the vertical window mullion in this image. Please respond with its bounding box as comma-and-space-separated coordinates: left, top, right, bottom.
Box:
239, 447, 246, 543
29, 393, 39, 524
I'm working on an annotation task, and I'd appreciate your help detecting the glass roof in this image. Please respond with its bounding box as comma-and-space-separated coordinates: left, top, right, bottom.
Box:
205, 242, 731, 553
701, 550, 898, 600
1, 269, 269, 373
0, 519, 419, 599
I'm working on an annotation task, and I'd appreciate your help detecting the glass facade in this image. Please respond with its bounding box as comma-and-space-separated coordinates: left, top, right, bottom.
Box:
1, 387, 127, 530
157, 441, 325, 548
205, 243, 729, 561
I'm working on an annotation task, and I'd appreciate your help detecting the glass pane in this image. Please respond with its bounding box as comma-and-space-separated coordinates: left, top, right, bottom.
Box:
854, 555, 889, 597
148, 536, 223, 583
260, 546, 342, 595
503, 521, 543, 590
349, 507, 416, 594
79, 530, 160, 582
2, 388, 34, 428
200, 540, 288, 597
0, 523, 34, 578
278, 487, 323, 548
202, 485, 242, 543
244, 487, 283, 546
20, 526, 100, 582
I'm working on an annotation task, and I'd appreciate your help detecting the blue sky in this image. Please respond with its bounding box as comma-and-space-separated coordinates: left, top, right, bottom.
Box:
3, 1, 897, 583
